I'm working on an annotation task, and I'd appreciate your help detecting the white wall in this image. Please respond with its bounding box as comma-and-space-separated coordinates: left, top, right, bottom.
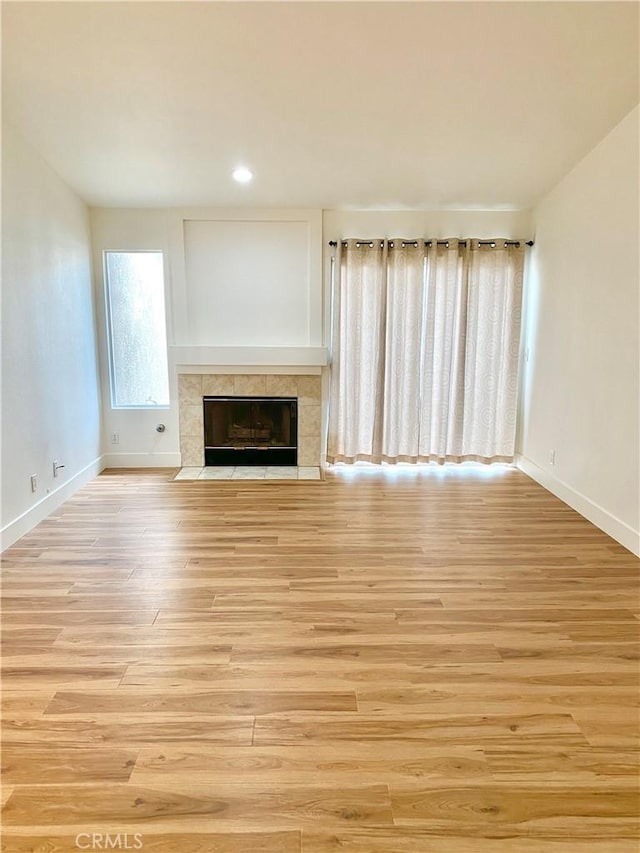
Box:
1, 122, 102, 547
89, 208, 180, 467
323, 209, 533, 241
90, 207, 325, 465
183, 218, 315, 347
91, 207, 532, 461
519, 106, 640, 555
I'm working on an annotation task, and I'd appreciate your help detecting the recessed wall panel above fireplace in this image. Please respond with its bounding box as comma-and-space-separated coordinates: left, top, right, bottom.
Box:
171, 210, 323, 352
184, 220, 310, 347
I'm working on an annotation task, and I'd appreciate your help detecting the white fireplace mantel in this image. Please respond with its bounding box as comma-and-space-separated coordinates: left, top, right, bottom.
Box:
170, 345, 328, 371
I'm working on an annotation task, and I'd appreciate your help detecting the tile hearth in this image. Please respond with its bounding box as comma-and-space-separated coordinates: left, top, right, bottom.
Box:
174, 466, 322, 481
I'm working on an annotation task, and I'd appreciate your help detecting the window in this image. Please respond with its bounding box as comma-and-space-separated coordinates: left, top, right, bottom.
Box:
104, 251, 170, 408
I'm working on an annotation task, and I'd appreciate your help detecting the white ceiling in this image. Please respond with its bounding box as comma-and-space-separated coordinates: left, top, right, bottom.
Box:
2, 1, 638, 209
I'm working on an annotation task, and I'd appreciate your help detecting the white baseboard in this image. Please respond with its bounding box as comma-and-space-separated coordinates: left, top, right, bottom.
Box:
102, 451, 182, 469
516, 454, 640, 557
1, 455, 106, 551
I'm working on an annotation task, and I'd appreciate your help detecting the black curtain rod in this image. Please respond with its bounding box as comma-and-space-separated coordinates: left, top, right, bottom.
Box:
328, 239, 534, 247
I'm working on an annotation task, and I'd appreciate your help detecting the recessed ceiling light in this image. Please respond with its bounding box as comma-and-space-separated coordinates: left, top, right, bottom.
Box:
232, 167, 253, 183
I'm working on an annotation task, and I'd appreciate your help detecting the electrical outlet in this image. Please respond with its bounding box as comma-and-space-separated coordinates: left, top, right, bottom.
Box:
549, 449, 556, 466
30, 474, 37, 492
111, 432, 120, 445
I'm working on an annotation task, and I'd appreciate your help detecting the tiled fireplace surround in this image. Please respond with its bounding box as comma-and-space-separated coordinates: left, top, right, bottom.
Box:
178, 373, 322, 468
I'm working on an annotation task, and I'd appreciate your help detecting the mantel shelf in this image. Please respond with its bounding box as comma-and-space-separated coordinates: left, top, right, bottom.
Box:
169, 345, 328, 369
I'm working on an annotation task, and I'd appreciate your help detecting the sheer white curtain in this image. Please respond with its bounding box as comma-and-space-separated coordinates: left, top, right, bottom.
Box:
417, 240, 468, 461
327, 238, 525, 464
382, 241, 426, 460
327, 240, 387, 463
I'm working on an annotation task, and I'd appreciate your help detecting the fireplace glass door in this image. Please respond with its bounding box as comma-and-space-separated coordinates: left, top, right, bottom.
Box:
203, 396, 297, 466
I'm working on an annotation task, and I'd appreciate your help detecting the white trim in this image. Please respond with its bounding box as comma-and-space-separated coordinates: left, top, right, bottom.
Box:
175, 207, 321, 223
516, 454, 640, 557
176, 365, 322, 376
1, 455, 106, 551
170, 346, 328, 367
102, 452, 182, 469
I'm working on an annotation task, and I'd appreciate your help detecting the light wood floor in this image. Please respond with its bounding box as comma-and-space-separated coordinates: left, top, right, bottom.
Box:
1, 466, 639, 852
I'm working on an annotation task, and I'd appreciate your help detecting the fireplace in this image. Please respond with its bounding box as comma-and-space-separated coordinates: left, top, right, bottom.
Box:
203, 396, 297, 466
178, 374, 321, 468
